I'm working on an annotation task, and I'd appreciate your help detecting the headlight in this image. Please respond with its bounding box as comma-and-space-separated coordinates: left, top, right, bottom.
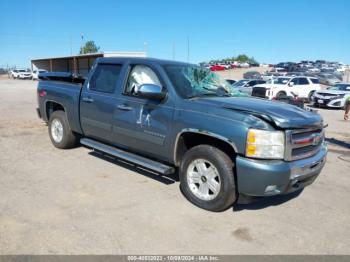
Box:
335, 94, 345, 99
246, 129, 285, 159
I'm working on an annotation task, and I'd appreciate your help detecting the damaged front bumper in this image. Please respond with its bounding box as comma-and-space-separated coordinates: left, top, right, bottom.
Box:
235, 143, 327, 197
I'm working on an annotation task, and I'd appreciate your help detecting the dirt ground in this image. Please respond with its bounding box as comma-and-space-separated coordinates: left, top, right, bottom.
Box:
0, 77, 349, 255
216, 66, 270, 80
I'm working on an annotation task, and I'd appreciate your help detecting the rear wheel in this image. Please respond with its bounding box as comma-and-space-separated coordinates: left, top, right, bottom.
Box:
308, 91, 315, 102
48, 110, 78, 149
179, 145, 237, 212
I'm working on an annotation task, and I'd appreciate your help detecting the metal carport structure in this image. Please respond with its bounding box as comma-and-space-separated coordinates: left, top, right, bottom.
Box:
31, 51, 146, 77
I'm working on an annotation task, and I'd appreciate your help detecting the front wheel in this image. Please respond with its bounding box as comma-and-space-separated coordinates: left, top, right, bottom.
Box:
276, 91, 286, 99
48, 110, 78, 149
179, 145, 237, 212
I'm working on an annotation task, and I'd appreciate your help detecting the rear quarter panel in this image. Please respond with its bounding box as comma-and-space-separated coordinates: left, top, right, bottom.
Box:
37, 81, 83, 133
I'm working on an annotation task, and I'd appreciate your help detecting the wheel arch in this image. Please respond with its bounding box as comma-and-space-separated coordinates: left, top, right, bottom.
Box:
173, 129, 238, 166
45, 100, 66, 121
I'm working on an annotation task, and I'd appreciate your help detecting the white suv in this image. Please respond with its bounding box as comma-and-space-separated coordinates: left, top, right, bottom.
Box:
11, 69, 32, 79
252, 76, 321, 101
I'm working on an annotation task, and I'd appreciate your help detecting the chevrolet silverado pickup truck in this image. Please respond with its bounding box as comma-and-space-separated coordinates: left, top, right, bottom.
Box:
36, 57, 327, 212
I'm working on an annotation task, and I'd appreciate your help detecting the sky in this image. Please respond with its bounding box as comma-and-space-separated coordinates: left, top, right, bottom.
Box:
0, 0, 350, 68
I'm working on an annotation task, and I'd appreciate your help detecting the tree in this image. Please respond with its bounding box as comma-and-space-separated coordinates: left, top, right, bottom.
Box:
79, 41, 100, 54
235, 54, 249, 62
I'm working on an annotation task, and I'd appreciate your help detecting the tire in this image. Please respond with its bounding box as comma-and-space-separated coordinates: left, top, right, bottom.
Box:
48, 110, 78, 149
308, 91, 315, 102
179, 145, 237, 212
276, 91, 286, 99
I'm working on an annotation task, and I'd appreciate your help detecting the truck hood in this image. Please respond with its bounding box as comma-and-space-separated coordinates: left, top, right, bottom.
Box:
316, 90, 350, 95
193, 97, 323, 129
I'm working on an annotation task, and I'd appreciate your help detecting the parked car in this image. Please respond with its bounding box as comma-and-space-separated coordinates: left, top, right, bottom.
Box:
312, 83, 350, 109
11, 69, 32, 79
307, 67, 321, 73
232, 79, 266, 95
36, 57, 327, 211
238, 62, 250, 68
209, 65, 226, 71
243, 71, 261, 79
318, 73, 341, 86
261, 72, 282, 81
32, 69, 48, 80
252, 76, 321, 101
336, 65, 347, 72
218, 63, 231, 70
226, 79, 237, 85
333, 71, 344, 81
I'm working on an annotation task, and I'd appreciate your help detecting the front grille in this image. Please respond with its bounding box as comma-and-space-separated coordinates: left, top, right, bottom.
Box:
285, 128, 324, 161
252, 87, 267, 98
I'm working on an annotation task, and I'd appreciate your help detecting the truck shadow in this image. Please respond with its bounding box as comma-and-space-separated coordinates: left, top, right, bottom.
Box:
233, 189, 303, 211
325, 137, 350, 150
88, 151, 179, 185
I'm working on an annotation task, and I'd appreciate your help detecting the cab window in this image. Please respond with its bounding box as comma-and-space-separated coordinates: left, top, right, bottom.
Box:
125, 65, 161, 96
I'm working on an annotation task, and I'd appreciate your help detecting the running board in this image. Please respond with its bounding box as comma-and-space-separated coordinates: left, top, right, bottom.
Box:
80, 138, 175, 175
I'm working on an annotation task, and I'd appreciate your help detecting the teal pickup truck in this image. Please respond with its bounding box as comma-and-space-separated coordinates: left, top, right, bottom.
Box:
36, 57, 327, 211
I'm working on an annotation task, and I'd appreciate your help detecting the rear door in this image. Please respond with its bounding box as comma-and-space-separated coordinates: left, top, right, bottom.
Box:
80, 63, 123, 143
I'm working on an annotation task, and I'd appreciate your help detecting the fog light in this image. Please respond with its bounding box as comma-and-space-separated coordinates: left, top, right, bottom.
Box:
265, 185, 277, 193
264, 185, 281, 194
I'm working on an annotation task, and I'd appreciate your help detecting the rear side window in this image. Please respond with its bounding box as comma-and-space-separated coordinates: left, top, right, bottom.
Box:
298, 77, 309, 85
89, 64, 122, 93
311, 78, 320, 84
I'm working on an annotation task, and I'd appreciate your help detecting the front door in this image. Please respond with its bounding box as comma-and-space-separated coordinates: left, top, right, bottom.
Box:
111, 64, 174, 160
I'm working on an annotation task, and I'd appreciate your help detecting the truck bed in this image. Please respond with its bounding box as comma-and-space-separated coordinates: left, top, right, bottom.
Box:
37, 77, 83, 134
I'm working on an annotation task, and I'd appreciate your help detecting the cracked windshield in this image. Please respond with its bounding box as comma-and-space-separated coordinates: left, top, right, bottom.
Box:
164, 65, 247, 98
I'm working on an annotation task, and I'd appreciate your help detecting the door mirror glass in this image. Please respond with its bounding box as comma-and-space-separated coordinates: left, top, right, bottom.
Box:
289, 82, 294, 87
138, 84, 166, 100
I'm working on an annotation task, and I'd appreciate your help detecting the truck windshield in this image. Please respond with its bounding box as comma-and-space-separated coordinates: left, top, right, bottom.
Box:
164, 65, 247, 98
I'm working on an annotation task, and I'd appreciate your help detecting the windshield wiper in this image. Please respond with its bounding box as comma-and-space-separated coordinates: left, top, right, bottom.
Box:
186, 92, 231, 99
186, 93, 219, 99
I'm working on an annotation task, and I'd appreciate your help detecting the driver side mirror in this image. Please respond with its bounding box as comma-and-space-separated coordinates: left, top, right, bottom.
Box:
289, 82, 294, 87
138, 84, 166, 100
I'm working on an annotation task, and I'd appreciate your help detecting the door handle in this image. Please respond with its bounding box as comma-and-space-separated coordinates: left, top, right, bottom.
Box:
82, 97, 94, 103
117, 104, 132, 111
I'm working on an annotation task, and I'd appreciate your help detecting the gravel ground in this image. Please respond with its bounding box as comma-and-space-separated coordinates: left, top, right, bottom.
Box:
0, 78, 349, 255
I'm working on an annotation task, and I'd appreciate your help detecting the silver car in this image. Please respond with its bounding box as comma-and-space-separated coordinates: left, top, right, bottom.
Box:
232, 79, 266, 95
312, 83, 350, 108
318, 73, 341, 86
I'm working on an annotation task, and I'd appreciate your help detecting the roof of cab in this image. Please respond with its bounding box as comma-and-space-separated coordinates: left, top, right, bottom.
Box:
96, 57, 194, 66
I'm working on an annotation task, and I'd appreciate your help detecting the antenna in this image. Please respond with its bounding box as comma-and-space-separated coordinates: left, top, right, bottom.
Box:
172, 41, 176, 60
187, 37, 190, 62
144, 42, 148, 56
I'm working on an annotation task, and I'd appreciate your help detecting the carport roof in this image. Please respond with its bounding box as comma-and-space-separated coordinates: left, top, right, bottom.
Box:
31, 51, 146, 62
